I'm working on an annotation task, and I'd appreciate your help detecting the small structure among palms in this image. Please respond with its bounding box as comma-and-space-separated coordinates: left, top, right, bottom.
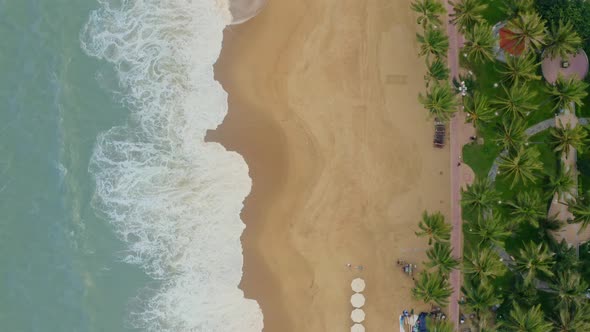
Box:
541, 50, 589, 84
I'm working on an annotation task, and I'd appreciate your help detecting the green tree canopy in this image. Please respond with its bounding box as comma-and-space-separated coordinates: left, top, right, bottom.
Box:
549, 271, 588, 310
416, 211, 452, 245
467, 213, 510, 249
546, 74, 589, 112
463, 247, 506, 284
498, 145, 543, 189
461, 280, 500, 328
464, 92, 496, 129
412, 271, 453, 306
499, 51, 541, 86
493, 117, 527, 152
410, 0, 446, 28
502, 303, 553, 332
417, 27, 449, 59
506, 190, 545, 228
544, 20, 582, 59
506, 11, 547, 53
493, 84, 538, 120
463, 23, 496, 63
514, 241, 555, 285
462, 176, 501, 217
418, 82, 458, 121
549, 121, 588, 157
449, 0, 487, 32
425, 58, 450, 87
425, 241, 460, 276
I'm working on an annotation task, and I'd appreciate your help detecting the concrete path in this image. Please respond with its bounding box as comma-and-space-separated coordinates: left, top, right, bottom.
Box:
442, 1, 475, 328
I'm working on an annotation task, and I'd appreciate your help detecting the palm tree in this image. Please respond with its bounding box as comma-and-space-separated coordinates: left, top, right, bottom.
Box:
461, 281, 500, 328
550, 271, 588, 309
493, 117, 527, 152
425, 241, 459, 275
418, 83, 458, 121
567, 197, 590, 233
551, 238, 580, 273
463, 23, 496, 63
549, 121, 588, 157
514, 241, 554, 285
501, 0, 534, 18
544, 20, 582, 60
461, 176, 500, 217
449, 0, 487, 33
417, 28, 449, 59
412, 271, 453, 306
498, 145, 543, 189
493, 83, 537, 120
416, 211, 452, 245
426, 317, 455, 332
551, 303, 590, 332
505, 11, 547, 53
499, 52, 541, 86
410, 0, 446, 28
425, 58, 450, 87
467, 214, 510, 249
547, 168, 576, 202
506, 278, 540, 308
464, 92, 496, 129
506, 190, 545, 228
546, 75, 589, 112
503, 303, 553, 332
463, 247, 506, 284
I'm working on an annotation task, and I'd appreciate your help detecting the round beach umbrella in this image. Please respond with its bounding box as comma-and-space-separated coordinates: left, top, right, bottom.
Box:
351, 309, 366, 323
350, 293, 365, 308
351, 323, 365, 332
351, 278, 365, 292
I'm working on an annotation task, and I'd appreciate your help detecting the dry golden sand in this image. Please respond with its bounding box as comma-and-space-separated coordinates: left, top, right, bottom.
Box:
207, 0, 451, 330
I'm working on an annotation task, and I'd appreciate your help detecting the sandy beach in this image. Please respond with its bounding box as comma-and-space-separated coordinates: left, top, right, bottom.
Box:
207, 0, 451, 330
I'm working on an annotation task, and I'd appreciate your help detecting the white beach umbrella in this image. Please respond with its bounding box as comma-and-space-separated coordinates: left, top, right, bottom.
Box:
351, 309, 366, 323
351, 323, 365, 332
351, 278, 365, 292
350, 293, 365, 308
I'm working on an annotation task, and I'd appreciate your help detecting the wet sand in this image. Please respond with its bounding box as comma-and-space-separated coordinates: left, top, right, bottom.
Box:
207, 0, 451, 330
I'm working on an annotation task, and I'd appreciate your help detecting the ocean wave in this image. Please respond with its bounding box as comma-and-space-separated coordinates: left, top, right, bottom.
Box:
80, 0, 263, 331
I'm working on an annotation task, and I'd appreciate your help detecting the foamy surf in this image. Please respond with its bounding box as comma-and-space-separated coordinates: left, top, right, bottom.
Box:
80, 0, 263, 331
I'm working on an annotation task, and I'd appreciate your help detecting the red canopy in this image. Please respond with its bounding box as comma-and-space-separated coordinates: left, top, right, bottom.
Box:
499, 27, 524, 56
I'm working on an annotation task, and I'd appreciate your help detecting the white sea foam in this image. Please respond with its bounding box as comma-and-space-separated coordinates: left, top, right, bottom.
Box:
80, 1, 263, 331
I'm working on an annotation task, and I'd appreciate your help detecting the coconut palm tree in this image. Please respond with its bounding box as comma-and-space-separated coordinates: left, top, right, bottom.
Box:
549, 121, 588, 157
551, 303, 590, 332
503, 303, 553, 332
411, 0, 446, 28
546, 75, 589, 112
506, 190, 545, 228
463, 247, 506, 284
499, 51, 541, 86
425, 241, 460, 275
501, 0, 534, 18
566, 196, 590, 233
493, 117, 527, 152
547, 168, 576, 202
467, 214, 510, 249
425, 58, 450, 87
544, 20, 582, 60
464, 92, 496, 129
461, 281, 500, 328
417, 27, 449, 59
493, 83, 537, 120
418, 83, 458, 121
550, 271, 588, 309
463, 23, 496, 63
461, 176, 501, 217
505, 11, 547, 53
498, 145, 543, 189
412, 271, 453, 306
426, 317, 455, 332
550, 238, 580, 273
514, 241, 554, 285
449, 0, 487, 33
506, 278, 541, 308
416, 211, 452, 245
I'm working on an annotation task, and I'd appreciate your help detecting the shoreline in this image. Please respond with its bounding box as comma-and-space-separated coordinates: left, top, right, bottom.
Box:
208, 0, 451, 330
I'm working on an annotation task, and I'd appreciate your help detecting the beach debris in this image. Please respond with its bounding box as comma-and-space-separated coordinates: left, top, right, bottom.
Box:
351, 278, 366, 292
350, 293, 365, 308
351, 309, 366, 323
351, 323, 365, 332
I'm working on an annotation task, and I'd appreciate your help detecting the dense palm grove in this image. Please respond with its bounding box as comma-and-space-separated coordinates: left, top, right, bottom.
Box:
410, 0, 590, 330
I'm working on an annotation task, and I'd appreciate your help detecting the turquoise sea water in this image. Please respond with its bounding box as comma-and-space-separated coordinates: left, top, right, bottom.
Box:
0, 1, 262, 331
